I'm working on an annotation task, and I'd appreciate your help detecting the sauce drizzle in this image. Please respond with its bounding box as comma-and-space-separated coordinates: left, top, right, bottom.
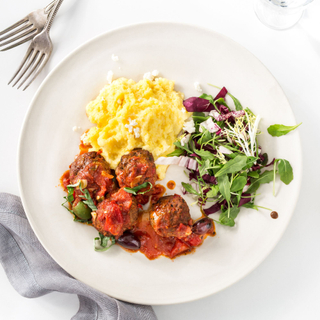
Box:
271, 211, 278, 219
167, 180, 176, 190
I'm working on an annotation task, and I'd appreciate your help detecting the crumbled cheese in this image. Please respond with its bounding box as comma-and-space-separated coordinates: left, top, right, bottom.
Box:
194, 81, 202, 92
138, 97, 142, 101
81, 132, 89, 145
111, 54, 119, 61
181, 108, 186, 113
106, 70, 114, 84
125, 118, 139, 134
143, 70, 160, 81
143, 72, 154, 81
199, 118, 220, 133
134, 127, 140, 138
183, 118, 196, 134
117, 99, 122, 104
180, 134, 191, 146
151, 70, 159, 77
72, 126, 81, 132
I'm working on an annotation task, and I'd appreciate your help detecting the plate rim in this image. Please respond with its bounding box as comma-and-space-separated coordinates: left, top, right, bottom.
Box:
17, 21, 303, 305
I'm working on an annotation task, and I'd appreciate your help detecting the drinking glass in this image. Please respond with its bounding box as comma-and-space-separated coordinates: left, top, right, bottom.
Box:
254, 0, 314, 30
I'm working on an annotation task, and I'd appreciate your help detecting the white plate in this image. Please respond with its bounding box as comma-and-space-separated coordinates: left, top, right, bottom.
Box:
18, 22, 302, 305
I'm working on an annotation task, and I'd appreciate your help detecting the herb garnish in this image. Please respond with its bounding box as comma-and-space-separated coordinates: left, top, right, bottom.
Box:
94, 232, 116, 252
124, 182, 153, 195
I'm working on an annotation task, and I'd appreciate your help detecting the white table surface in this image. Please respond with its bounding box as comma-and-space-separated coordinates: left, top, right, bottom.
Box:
1, 0, 320, 319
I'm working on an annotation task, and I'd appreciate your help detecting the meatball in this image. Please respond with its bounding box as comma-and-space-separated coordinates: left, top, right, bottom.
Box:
115, 149, 157, 190
150, 194, 192, 238
69, 152, 116, 201
92, 187, 138, 238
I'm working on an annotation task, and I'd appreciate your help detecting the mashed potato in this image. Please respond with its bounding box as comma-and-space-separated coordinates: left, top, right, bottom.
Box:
84, 77, 190, 179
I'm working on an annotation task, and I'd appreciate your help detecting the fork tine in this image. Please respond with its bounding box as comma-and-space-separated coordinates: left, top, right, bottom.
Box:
44, 0, 57, 14
0, 34, 35, 52
19, 53, 45, 90
23, 53, 50, 91
8, 46, 33, 85
0, 27, 36, 47
0, 17, 28, 36
0, 22, 32, 42
12, 50, 38, 87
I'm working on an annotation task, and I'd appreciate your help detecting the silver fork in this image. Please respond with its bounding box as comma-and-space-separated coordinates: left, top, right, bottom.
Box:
0, 1, 57, 52
8, 0, 64, 91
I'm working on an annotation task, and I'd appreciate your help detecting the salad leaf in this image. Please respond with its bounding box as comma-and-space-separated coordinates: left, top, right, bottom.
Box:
248, 171, 259, 178
219, 206, 240, 227
267, 123, 302, 137
194, 149, 215, 160
277, 159, 293, 185
167, 149, 185, 157
242, 202, 259, 211
181, 182, 200, 196
215, 155, 247, 177
183, 97, 213, 112
227, 92, 243, 111
199, 93, 215, 105
174, 141, 191, 153
124, 182, 153, 195
246, 170, 274, 194
230, 176, 247, 192
243, 156, 259, 170
217, 175, 230, 203
206, 185, 219, 198
94, 233, 116, 252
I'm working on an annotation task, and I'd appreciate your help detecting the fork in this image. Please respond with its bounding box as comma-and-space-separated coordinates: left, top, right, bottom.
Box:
0, 0, 57, 52
8, 0, 64, 91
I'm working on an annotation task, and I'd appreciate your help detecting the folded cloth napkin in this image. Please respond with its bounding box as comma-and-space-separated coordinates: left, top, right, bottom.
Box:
0, 193, 157, 320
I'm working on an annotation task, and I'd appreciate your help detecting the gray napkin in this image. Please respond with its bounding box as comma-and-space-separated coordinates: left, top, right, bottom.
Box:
0, 193, 157, 320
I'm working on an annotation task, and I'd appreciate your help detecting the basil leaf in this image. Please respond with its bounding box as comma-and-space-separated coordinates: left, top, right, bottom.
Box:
124, 182, 152, 195
242, 202, 259, 211
267, 123, 302, 137
248, 171, 259, 178
215, 155, 247, 177
181, 182, 199, 196
167, 149, 185, 157
219, 206, 240, 227
94, 233, 116, 252
66, 186, 75, 203
277, 159, 293, 185
230, 176, 247, 192
217, 175, 230, 203
246, 170, 274, 194
194, 149, 215, 160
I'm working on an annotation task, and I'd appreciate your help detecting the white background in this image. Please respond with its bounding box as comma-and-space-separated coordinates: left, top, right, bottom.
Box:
0, 0, 319, 319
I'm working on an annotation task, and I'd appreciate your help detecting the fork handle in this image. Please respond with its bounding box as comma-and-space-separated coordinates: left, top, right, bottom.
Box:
45, 0, 64, 32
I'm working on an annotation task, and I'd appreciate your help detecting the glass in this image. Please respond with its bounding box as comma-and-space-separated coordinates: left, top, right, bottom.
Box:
254, 0, 314, 30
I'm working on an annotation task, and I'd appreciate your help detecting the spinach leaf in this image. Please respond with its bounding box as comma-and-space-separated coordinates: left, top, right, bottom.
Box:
174, 141, 191, 153
277, 159, 293, 185
230, 176, 247, 192
94, 233, 116, 252
267, 123, 302, 137
243, 156, 259, 170
124, 182, 152, 195
217, 175, 230, 203
227, 92, 243, 111
246, 170, 274, 194
199, 93, 215, 105
166, 149, 185, 157
248, 171, 259, 178
194, 149, 215, 160
242, 202, 259, 211
206, 185, 219, 198
181, 182, 200, 196
215, 155, 247, 177
219, 206, 240, 227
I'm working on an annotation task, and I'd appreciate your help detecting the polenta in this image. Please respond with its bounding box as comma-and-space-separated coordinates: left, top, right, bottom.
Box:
83, 77, 190, 179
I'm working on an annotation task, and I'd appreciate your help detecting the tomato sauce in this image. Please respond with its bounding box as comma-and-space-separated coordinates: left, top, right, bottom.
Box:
60, 170, 70, 191
131, 211, 215, 260
167, 180, 176, 190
